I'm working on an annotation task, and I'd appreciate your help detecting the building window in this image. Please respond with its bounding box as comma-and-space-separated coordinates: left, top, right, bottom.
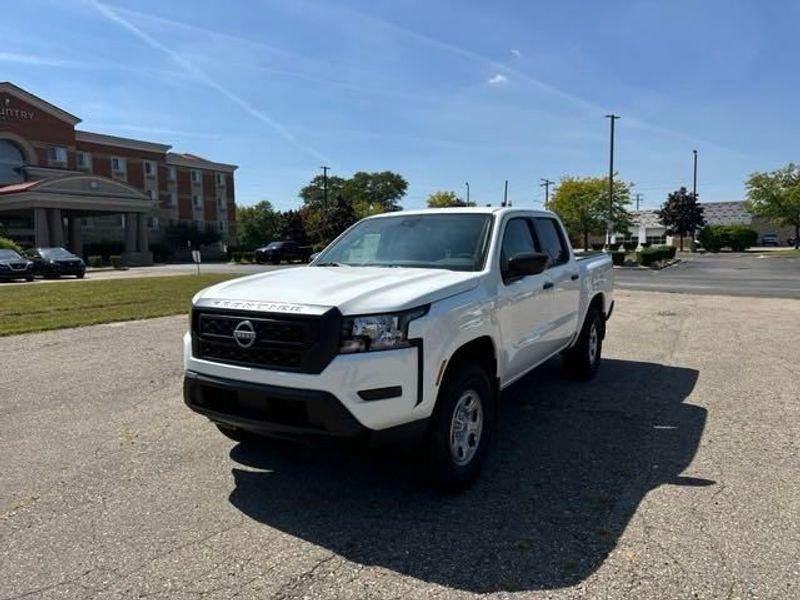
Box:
146, 190, 156, 201
75, 151, 91, 171
191, 169, 200, 183
167, 166, 176, 181
48, 146, 68, 164
144, 160, 155, 177
111, 157, 126, 173
193, 195, 201, 208
218, 220, 225, 233
167, 191, 175, 206
149, 216, 159, 231
217, 197, 225, 211
194, 219, 203, 231
215, 173, 225, 186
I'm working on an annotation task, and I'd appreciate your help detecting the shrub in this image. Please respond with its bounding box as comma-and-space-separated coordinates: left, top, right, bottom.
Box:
150, 242, 171, 263
658, 245, 677, 259
698, 225, 757, 252
231, 252, 243, 263
83, 241, 125, 262
241, 252, 254, 263
110, 255, 125, 268
87, 255, 103, 268
636, 246, 675, 266
611, 251, 626, 266
0, 236, 23, 253
623, 241, 638, 251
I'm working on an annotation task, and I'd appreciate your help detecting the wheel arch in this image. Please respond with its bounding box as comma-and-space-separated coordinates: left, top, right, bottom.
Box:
437, 336, 499, 407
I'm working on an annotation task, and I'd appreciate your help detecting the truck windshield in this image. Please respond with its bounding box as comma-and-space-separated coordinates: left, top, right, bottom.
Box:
315, 213, 493, 271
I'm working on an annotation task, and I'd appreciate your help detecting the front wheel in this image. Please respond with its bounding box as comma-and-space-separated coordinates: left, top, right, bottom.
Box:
562, 307, 603, 380
426, 363, 494, 490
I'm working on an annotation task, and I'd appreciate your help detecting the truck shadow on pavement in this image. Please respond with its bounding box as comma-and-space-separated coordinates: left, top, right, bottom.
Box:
227, 358, 711, 593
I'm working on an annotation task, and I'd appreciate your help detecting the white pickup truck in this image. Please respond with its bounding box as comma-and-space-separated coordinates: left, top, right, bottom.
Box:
184, 207, 613, 487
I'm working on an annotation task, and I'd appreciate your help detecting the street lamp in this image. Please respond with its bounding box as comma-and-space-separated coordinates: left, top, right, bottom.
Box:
692, 150, 698, 199
465, 181, 470, 205
604, 114, 621, 250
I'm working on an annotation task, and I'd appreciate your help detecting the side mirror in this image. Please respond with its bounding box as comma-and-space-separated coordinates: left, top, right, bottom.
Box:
505, 251, 548, 281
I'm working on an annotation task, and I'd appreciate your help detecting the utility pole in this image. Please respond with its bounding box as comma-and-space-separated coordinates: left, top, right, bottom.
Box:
634, 193, 642, 211
502, 180, 508, 207
604, 114, 621, 249
540, 178, 554, 209
465, 181, 470, 205
692, 150, 698, 199
320, 165, 330, 210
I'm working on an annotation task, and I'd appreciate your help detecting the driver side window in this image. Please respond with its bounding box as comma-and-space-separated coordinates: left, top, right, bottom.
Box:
500, 218, 539, 277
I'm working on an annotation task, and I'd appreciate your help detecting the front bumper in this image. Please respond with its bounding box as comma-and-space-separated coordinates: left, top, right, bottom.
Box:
184, 371, 427, 445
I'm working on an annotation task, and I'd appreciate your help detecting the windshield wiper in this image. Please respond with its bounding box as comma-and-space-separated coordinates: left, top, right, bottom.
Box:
314, 261, 341, 267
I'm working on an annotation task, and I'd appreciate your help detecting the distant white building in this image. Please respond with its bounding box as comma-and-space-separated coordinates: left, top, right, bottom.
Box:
613, 201, 791, 247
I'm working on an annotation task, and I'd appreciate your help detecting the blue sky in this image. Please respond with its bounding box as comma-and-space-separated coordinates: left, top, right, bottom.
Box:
2, 0, 798, 211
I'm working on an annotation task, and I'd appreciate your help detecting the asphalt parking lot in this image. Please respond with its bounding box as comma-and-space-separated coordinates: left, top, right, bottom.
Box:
2, 289, 798, 599
615, 251, 800, 299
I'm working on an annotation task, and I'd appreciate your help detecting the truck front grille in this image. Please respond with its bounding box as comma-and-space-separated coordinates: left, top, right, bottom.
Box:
191, 308, 341, 374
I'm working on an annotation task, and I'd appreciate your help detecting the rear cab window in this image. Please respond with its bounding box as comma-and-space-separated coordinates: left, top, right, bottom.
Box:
532, 217, 570, 268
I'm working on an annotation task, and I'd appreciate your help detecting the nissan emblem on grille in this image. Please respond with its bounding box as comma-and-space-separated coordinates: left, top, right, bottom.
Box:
232, 320, 257, 348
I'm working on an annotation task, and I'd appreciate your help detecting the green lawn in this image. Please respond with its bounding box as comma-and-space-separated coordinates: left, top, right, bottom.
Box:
0, 274, 238, 336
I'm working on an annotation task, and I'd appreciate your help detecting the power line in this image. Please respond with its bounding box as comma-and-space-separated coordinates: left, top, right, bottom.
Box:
540, 178, 554, 209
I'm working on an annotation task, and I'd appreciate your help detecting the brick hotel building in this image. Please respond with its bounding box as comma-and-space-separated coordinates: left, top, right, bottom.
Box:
0, 82, 237, 264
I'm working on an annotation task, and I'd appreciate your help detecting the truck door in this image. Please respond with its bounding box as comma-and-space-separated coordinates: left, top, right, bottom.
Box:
496, 217, 552, 383
532, 217, 581, 352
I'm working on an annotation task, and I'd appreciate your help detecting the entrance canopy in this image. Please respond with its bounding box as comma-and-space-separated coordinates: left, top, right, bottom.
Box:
0, 173, 154, 215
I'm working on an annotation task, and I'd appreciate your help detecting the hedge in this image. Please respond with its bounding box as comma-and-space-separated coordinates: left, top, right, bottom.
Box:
109, 255, 125, 269
87, 255, 103, 268
611, 251, 626, 266
231, 252, 255, 263
698, 225, 758, 252
636, 245, 676, 266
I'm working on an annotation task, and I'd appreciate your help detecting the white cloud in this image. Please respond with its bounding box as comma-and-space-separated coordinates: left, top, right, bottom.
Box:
0, 52, 84, 68
510, 49, 521, 58
487, 73, 509, 86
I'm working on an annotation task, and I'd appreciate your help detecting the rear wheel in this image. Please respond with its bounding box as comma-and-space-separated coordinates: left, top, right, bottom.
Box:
426, 363, 494, 490
562, 307, 603, 380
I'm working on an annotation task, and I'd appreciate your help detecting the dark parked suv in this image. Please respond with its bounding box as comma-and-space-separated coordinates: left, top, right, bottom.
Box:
0, 249, 35, 282
29, 247, 86, 278
254, 240, 312, 264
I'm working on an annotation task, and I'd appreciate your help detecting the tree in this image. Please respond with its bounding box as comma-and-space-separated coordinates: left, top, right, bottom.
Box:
278, 209, 307, 244
426, 190, 475, 208
658, 187, 706, 251
320, 194, 358, 246
549, 176, 633, 251
343, 171, 408, 215
235, 200, 281, 250
299, 175, 347, 211
746, 163, 800, 249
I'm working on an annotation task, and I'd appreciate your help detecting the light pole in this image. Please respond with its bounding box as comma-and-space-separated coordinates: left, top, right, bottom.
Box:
502, 180, 509, 207
692, 150, 698, 200
540, 178, 554, 209
320, 165, 330, 210
604, 114, 621, 249
635, 193, 642, 211
465, 181, 470, 205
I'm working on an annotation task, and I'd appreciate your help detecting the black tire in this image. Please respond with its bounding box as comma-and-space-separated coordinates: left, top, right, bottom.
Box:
426, 363, 495, 490
25, 276, 34, 282
271, 257, 281, 265
215, 423, 259, 444
76, 272, 85, 279
562, 307, 603, 380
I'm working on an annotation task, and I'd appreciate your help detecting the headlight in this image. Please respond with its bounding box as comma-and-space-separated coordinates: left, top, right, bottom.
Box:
340, 306, 428, 353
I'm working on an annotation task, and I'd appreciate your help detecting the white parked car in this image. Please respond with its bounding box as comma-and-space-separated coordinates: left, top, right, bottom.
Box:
184, 207, 614, 487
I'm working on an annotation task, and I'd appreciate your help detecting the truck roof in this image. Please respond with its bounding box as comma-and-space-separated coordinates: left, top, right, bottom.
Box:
366, 206, 557, 219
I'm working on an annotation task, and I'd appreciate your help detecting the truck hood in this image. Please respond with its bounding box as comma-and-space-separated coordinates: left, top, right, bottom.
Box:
196, 266, 483, 315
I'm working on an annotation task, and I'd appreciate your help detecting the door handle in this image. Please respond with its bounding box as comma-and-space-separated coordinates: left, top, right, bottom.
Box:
543, 281, 554, 290
570, 273, 579, 281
